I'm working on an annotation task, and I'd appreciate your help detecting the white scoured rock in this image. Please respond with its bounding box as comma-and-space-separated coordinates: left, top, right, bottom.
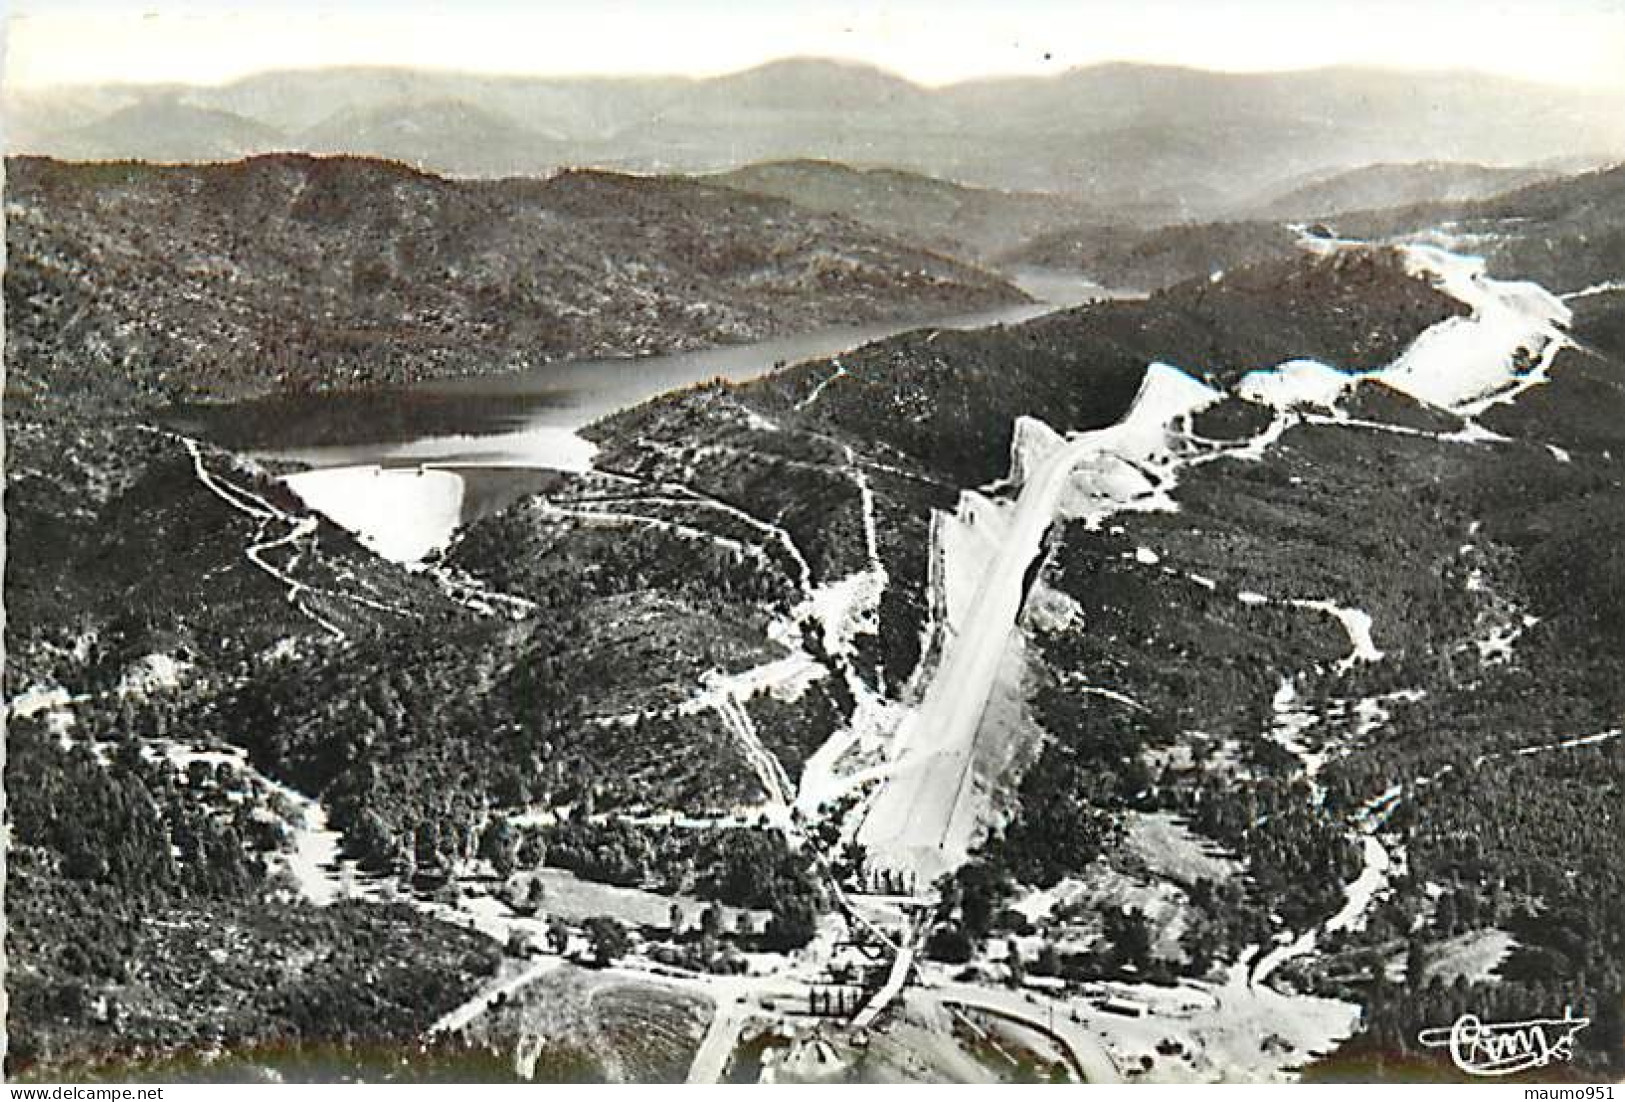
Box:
1023, 583, 1084, 634
1237, 359, 1353, 410
1290, 599, 1384, 671
1007, 415, 1067, 487
1377, 243, 1572, 413
8, 684, 74, 719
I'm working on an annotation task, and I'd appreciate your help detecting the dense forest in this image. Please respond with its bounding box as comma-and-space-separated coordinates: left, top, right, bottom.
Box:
5, 720, 501, 1077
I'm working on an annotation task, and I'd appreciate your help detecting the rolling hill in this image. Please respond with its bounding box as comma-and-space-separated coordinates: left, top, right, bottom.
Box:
44, 99, 289, 163
996, 220, 1304, 291
705, 160, 1101, 261
1245, 161, 1557, 221
298, 98, 570, 176
1330, 160, 1625, 292
3, 153, 1023, 409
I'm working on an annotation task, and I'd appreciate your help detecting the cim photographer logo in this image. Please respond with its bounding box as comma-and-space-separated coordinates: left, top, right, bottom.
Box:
1418, 1008, 1590, 1077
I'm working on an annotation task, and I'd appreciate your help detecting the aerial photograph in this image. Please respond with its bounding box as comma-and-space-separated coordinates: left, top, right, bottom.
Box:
3, 0, 1624, 1087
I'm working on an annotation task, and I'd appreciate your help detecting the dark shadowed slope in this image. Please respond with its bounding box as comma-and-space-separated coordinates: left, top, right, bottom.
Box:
1330, 161, 1625, 292
996, 220, 1303, 291
3, 154, 1022, 409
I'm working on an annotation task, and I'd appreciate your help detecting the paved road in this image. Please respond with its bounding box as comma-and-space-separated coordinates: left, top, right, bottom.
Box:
932, 983, 1121, 1084
686, 990, 753, 1084
851, 945, 915, 1030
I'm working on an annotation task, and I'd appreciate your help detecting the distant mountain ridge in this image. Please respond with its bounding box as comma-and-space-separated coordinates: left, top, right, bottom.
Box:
994, 159, 1625, 292
703, 159, 1102, 260
1248, 161, 1558, 221
12, 59, 1625, 218
44, 99, 288, 164
299, 98, 567, 176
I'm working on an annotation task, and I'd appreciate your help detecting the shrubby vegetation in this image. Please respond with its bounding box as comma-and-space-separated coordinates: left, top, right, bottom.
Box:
4, 154, 1020, 409
11, 165, 1624, 1082
1313, 742, 1625, 1080
5, 722, 500, 1079
530, 817, 824, 950
997, 219, 1302, 290
743, 247, 1461, 488
1332, 162, 1625, 294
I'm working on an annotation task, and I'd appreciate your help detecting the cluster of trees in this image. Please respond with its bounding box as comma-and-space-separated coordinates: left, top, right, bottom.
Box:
1010, 908, 1168, 984
7, 892, 502, 1080
1322, 659, 1619, 818
459, 493, 798, 613
1177, 878, 1269, 976
739, 682, 850, 785
926, 888, 1177, 987
497, 816, 825, 952
1319, 966, 1624, 1082
646, 902, 755, 974
1318, 741, 1625, 1079
8, 722, 270, 902
5, 707, 502, 1078
215, 622, 549, 874
582, 917, 632, 966
10, 155, 1022, 414
216, 599, 765, 878
1173, 773, 1360, 934
589, 379, 966, 696
988, 749, 1124, 890
527, 816, 657, 889
591, 400, 875, 586
925, 860, 1014, 964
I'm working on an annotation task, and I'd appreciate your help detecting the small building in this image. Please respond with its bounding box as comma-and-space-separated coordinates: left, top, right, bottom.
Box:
1098, 995, 1148, 1018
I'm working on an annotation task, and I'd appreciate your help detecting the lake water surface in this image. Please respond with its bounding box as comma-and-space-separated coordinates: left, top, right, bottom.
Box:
174, 271, 1118, 562
178, 270, 1115, 469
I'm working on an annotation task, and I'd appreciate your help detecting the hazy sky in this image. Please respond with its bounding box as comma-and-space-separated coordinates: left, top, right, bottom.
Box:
6, 0, 1625, 91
